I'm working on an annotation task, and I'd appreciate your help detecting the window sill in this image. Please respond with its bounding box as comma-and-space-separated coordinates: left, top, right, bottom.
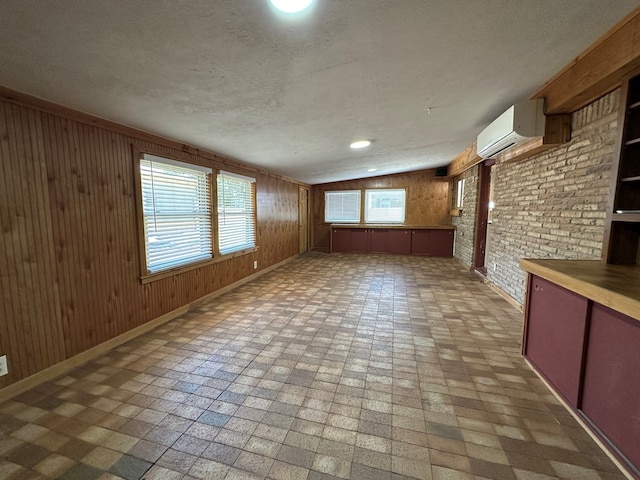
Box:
139, 246, 259, 284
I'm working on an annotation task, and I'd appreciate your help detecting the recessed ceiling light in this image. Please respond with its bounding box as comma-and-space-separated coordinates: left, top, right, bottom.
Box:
367, 168, 378, 172
350, 140, 371, 149
269, 0, 314, 13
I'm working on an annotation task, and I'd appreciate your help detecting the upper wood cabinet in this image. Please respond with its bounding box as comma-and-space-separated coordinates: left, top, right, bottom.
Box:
605, 71, 640, 265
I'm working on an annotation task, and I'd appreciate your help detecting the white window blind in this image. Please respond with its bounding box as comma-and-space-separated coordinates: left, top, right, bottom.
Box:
140, 154, 213, 274
325, 190, 361, 222
365, 189, 406, 223
217, 171, 256, 254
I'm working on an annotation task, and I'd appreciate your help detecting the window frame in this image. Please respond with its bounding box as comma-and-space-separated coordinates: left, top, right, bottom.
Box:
324, 190, 362, 223
364, 188, 406, 224
133, 146, 259, 283
456, 179, 465, 208
217, 170, 257, 255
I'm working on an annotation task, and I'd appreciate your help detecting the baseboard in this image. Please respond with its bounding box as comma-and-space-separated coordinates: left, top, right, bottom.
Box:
524, 358, 635, 480
0, 254, 299, 404
483, 278, 524, 312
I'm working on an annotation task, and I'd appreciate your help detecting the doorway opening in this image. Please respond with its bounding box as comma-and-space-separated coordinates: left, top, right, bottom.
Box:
474, 160, 495, 275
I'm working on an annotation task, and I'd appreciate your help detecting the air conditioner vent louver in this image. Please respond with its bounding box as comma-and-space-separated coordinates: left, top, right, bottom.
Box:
477, 99, 545, 159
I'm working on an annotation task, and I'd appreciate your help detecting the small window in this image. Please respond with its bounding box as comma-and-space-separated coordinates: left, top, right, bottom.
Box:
217, 171, 256, 254
365, 189, 406, 223
456, 179, 465, 208
140, 154, 213, 274
325, 190, 361, 223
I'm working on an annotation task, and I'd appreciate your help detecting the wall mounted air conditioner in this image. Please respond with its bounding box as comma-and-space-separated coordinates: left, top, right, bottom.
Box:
477, 99, 545, 158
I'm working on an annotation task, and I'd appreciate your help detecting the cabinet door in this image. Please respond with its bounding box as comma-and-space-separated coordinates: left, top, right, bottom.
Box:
331, 229, 351, 252
524, 275, 589, 407
428, 230, 454, 256
388, 229, 411, 255
581, 304, 640, 470
369, 229, 389, 253
351, 229, 369, 252
411, 229, 454, 256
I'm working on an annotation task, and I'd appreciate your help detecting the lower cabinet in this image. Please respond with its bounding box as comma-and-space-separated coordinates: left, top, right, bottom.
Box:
581, 304, 640, 470
523, 276, 588, 407
330, 227, 453, 256
410, 229, 454, 256
369, 229, 412, 255
523, 275, 640, 475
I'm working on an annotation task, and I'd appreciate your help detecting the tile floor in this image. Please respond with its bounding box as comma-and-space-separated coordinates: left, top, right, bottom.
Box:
0, 252, 627, 480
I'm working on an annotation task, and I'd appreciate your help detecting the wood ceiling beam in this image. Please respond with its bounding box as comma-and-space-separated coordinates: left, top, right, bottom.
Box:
534, 5, 640, 114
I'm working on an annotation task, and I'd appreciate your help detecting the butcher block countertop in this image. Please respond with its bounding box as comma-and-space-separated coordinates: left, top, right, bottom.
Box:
520, 259, 640, 322
330, 224, 455, 229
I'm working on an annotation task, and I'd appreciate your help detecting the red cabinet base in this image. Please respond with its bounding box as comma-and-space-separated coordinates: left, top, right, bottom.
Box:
330, 227, 453, 256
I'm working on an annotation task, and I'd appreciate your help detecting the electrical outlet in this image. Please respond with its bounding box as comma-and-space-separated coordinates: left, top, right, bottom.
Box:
0, 355, 7, 377
253, 260, 258, 269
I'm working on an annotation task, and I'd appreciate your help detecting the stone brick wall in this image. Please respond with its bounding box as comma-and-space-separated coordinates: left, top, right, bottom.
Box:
485, 90, 620, 304
452, 165, 479, 268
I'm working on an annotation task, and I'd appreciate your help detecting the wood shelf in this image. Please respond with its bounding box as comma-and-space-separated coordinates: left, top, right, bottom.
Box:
620, 175, 640, 182
605, 69, 640, 266
612, 213, 640, 222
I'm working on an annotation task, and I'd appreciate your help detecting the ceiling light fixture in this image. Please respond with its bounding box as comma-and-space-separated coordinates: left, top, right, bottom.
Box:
350, 140, 371, 149
367, 168, 378, 172
269, 0, 314, 13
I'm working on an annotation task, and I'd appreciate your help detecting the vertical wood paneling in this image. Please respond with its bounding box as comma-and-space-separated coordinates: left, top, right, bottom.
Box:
0, 103, 65, 388
0, 96, 301, 389
311, 170, 451, 251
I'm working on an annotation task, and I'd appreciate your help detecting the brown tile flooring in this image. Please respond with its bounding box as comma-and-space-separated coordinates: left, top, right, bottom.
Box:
0, 252, 626, 480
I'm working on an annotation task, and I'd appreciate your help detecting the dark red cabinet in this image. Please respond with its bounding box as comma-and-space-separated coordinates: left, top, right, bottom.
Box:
581, 304, 640, 469
523, 273, 640, 476
388, 229, 411, 255
331, 227, 453, 256
410, 229, 454, 256
351, 229, 370, 252
523, 276, 589, 407
331, 228, 352, 252
369, 229, 389, 253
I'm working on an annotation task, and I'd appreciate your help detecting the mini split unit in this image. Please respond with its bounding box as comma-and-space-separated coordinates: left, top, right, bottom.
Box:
477, 99, 545, 158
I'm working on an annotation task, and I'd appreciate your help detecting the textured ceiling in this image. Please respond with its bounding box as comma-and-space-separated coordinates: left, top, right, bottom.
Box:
0, 1, 637, 184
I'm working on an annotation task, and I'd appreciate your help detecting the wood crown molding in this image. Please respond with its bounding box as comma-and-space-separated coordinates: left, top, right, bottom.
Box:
449, 6, 639, 172
533, 5, 640, 114
448, 142, 482, 177
0, 85, 310, 188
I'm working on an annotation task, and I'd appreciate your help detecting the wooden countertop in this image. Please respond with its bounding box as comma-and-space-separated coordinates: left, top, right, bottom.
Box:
330, 224, 455, 230
520, 259, 640, 322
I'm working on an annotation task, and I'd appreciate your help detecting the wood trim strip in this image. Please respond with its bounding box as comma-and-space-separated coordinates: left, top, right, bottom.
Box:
0, 86, 309, 188
483, 277, 524, 313
534, 6, 640, 114
448, 142, 482, 177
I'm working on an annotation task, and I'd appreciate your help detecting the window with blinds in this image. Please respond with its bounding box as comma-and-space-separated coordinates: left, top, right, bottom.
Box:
140, 154, 213, 273
325, 190, 361, 222
217, 171, 256, 254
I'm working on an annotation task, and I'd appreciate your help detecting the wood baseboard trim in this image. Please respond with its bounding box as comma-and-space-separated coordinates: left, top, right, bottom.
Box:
0, 254, 299, 404
483, 278, 524, 312
524, 358, 635, 480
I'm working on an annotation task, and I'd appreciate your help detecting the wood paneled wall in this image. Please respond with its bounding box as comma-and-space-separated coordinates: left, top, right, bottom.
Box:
0, 95, 301, 389
311, 170, 451, 251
